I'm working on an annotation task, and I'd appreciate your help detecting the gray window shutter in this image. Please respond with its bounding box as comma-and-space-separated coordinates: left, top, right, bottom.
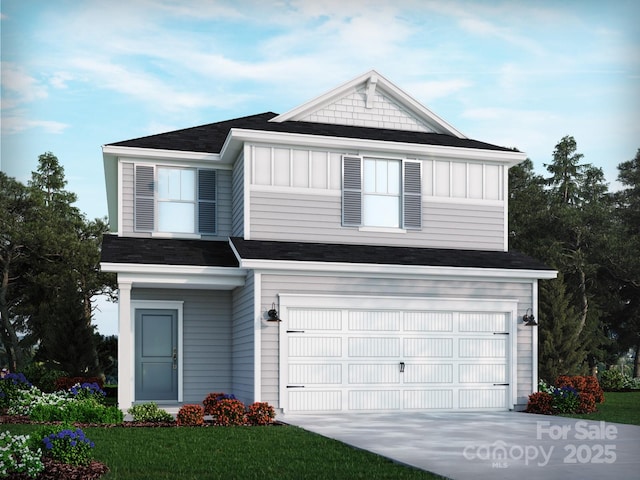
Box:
342, 156, 362, 226
135, 165, 154, 231
403, 160, 422, 229
198, 169, 217, 234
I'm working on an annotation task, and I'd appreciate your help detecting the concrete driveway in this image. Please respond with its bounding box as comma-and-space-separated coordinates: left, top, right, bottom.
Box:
278, 411, 640, 480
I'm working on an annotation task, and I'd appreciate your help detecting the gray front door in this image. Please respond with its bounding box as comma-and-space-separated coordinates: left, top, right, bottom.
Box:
135, 309, 178, 401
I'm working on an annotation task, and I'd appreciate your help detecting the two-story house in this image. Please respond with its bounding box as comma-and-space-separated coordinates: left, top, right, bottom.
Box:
100, 70, 555, 414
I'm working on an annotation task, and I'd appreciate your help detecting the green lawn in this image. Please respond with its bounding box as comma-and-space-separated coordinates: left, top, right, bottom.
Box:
560, 391, 640, 425
3, 424, 444, 479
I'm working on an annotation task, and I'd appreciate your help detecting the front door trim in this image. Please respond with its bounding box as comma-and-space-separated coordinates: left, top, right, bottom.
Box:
131, 300, 184, 403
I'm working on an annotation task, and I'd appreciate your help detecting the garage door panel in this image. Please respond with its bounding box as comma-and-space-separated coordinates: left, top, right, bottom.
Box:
349, 311, 400, 331
289, 390, 342, 412
459, 312, 508, 332
348, 337, 400, 357
348, 364, 400, 384
404, 338, 453, 357
458, 338, 506, 357
289, 336, 341, 356
289, 363, 342, 384
288, 309, 342, 330
459, 364, 506, 383
349, 390, 400, 410
403, 311, 453, 332
459, 388, 508, 409
404, 389, 453, 409
404, 363, 453, 383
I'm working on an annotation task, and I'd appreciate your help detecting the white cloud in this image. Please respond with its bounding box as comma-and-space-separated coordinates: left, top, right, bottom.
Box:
0, 62, 48, 109
2, 115, 69, 135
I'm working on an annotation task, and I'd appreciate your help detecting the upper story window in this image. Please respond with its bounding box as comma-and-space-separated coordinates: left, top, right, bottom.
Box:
343, 155, 421, 230
135, 165, 217, 235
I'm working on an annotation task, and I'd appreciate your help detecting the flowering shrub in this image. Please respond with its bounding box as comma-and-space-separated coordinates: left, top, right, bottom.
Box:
128, 402, 174, 422
537, 379, 555, 394
40, 425, 96, 466
0, 372, 33, 409
552, 385, 580, 413
555, 375, 604, 403
246, 402, 275, 425
210, 399, 246, 426
7, 386, 72, 416
0, 431, 44, 478
69, 382, 107, 403
599, 369, 626, 391
203, 392, 237, 415
176, 404, 204, 426
54, 376, 104, 391
577, 392, 597, 414
525, 392, 553, 414
583, 376, 605, 403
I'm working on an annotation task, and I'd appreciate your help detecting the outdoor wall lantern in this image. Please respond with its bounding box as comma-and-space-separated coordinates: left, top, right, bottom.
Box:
523, 308, 537, 326
267, 303, 282, 322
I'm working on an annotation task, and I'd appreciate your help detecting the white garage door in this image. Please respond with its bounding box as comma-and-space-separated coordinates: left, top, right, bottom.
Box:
279, 296, 517, 413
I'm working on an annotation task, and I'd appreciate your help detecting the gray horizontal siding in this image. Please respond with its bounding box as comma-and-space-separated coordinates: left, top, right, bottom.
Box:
132, 288, 233, 403
231, 271, 254, 404
249, 189, 504, 250
257, 274, 535, 408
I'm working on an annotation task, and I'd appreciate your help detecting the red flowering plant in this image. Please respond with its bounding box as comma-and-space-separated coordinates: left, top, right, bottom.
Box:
210, 399, 246, 426
246, 402, 275, 425
203, 392, 236, 415
176, 404, 204, 426
525, 392, 554, 414
577, 392, 597, 414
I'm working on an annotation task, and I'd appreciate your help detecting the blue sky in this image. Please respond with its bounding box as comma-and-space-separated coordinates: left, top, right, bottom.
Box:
2, 0, 639, 335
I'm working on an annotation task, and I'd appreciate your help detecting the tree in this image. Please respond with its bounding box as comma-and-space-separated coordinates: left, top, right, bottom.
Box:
538, 272, 586, 381
602, 149, 640, 377
0, 153, 116, 375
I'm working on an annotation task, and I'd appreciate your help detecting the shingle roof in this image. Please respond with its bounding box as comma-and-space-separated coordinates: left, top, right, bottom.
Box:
100, 235, 238, 267
230, 237, 553, 271
101, 235, 552, 271
107, 112, 517, 154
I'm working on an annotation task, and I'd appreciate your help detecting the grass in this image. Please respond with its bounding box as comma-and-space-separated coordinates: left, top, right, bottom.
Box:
2, 424, 444, 480
560, 391, 640, 425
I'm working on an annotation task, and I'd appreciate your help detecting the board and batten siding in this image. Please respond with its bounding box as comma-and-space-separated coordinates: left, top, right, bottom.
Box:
118, 159, 233, 239
250, 190, 504, 250
132, 288, 233, 403
231, 271, 255, 404
257, 274, 536, 408
248, 145, 506, 250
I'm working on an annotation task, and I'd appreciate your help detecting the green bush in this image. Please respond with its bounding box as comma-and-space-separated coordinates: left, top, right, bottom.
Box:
128, 402, 174, 422
21, 364, 67, 392
0, 373, 33, 409
552, 386, 580, 413
30, 398, 123, 424
599, 369, 626, 391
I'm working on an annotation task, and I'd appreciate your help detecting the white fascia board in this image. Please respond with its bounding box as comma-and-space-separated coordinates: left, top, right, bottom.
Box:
100, 262, 246, 289
238, 258, 557, 281
221, 128, 527, 167
102, 145, 223, 164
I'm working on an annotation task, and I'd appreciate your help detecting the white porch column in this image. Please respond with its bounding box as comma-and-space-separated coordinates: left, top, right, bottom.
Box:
117, 281, 133, 411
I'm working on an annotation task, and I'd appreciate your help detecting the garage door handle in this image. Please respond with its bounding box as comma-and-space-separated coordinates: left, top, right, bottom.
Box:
493, 332, 509, 335
287, 385, 305, 388
493, 383, 509, 386
287, 330, 305, 333
400, 362, 405, 373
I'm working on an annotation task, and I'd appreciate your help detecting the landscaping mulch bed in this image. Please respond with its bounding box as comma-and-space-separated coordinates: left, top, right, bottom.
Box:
6, 458, 109, 480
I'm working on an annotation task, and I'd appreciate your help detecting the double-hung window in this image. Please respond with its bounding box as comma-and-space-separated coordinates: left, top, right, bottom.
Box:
342, 156, 421, 229
135, 165, 217, 235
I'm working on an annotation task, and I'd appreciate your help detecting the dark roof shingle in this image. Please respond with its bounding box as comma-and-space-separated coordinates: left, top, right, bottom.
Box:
230, 237, 553, 271
100, 235, 238, 267
107, 112, 517, 154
